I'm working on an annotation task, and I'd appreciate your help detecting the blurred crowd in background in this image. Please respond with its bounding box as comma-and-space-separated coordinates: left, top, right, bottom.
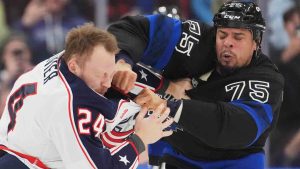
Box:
0, 0, 299, 168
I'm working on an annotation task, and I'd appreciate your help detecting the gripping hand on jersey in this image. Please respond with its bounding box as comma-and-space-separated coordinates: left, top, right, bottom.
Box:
165, 78, 192, 100
134, 103, 174, 145
135, 88, 182, 119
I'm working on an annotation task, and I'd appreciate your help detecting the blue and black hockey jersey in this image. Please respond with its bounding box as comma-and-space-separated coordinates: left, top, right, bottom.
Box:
108, 14, 284, 168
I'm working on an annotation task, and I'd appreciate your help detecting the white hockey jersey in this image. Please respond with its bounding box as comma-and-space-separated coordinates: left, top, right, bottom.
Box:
0, 52, 141, 169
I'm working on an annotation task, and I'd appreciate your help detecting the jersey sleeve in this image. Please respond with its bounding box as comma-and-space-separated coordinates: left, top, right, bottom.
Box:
108, 14, 215, 77
108, 14, 181, 70
178, 65, 284, 149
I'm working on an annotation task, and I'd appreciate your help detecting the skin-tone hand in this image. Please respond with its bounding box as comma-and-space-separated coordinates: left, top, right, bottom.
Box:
281, 37, 300, 63
284, 130, 300, 159
134, 104, 173, 145
134, 88, 167, 110
112, 59, 137, 93
21, 0, 47, 27
165, 78, 192, 99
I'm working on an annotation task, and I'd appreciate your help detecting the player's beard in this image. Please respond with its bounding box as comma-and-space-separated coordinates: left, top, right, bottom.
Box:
216, 62, 238, 76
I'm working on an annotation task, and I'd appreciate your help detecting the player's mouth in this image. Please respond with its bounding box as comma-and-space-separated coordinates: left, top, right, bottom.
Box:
220, 50, 235, 63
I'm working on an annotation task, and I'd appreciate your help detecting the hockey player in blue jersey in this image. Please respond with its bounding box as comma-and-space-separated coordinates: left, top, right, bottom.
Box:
108, 1, 284, 168
0, 23, 174, 169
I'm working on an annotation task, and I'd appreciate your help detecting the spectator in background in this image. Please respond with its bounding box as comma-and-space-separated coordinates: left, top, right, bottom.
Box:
267, 0, 295, 62
269, 6, 300, 167
13, 0, 87, 65
280, 6, 300, 63
0, 33, 33, 116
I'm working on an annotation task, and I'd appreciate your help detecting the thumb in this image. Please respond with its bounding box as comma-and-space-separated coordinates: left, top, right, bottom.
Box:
134, 94, 150, 106
136, 107, 148, 121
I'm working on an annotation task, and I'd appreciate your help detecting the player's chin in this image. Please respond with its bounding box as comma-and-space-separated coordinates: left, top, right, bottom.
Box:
218, 63, 238, 75
220, 59, 237, 68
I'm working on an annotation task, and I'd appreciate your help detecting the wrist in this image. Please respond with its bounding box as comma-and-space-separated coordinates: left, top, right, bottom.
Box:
116, 50, 134, 67
116, 59, 132, 70
128, 133, 146, 154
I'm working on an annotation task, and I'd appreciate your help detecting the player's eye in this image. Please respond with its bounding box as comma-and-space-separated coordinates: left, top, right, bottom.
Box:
219, 35, 226, 39
217, 31, 227, 39
234, 36, 243, 41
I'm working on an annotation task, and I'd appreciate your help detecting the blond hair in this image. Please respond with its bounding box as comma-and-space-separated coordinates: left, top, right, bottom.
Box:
63, 23, 118, 64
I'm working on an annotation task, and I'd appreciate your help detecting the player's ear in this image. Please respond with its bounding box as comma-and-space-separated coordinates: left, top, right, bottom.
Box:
68, 57, 81, 76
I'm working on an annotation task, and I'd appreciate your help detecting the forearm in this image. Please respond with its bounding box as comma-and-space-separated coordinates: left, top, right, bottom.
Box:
175, 99, 258, 149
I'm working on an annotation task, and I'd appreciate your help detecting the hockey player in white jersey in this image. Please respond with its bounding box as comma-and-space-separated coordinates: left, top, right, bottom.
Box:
0, 23, 173, 169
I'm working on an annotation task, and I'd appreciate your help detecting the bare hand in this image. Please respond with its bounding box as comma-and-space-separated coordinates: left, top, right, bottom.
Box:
22, 0, 47, 27
281, 37, 300, 63
134, 88, 166, 110
284, 131, 300, 159
134, 104, 173, 145
112, 59, 137, 93
166, 78, 192, 99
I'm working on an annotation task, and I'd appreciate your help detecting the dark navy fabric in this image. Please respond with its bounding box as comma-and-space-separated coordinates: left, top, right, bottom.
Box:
0, 153, 30, 169
60, 60, 137, 169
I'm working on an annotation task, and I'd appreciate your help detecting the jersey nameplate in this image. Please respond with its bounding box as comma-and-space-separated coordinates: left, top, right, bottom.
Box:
44, 56, 59, 84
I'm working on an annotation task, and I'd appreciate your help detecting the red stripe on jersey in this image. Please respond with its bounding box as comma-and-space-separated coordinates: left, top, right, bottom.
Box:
128, 141, 139, 169
0, 145, 48, 169
101, 134, 117, 149
130, 157, 139, 169
110, 141, 129, 155
104, 132, 124, 143
154, 77, 164, 92
105, 99, 130, 124
134, 83, 155, 92
58, 70, 96, 169
111, 129, 134, 137
127, 141, 139, 157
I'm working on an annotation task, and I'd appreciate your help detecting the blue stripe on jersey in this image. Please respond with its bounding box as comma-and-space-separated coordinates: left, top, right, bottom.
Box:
230, 100, 273, 146
148, 141, 264, 169
142, 15, 181, 70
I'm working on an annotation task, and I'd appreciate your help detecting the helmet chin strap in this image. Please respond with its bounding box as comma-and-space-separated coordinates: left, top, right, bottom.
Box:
254, 48, 260, 58
255, 34, 263, 58
250, 29, 263, 58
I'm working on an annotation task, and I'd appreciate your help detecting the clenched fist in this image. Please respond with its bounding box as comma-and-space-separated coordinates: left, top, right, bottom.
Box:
112, 59, 137, 93
134, 88, 167, 110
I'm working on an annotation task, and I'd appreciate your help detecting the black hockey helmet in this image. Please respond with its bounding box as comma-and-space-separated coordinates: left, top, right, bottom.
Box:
153, 5, 181, 19
213, 1, 266, 47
